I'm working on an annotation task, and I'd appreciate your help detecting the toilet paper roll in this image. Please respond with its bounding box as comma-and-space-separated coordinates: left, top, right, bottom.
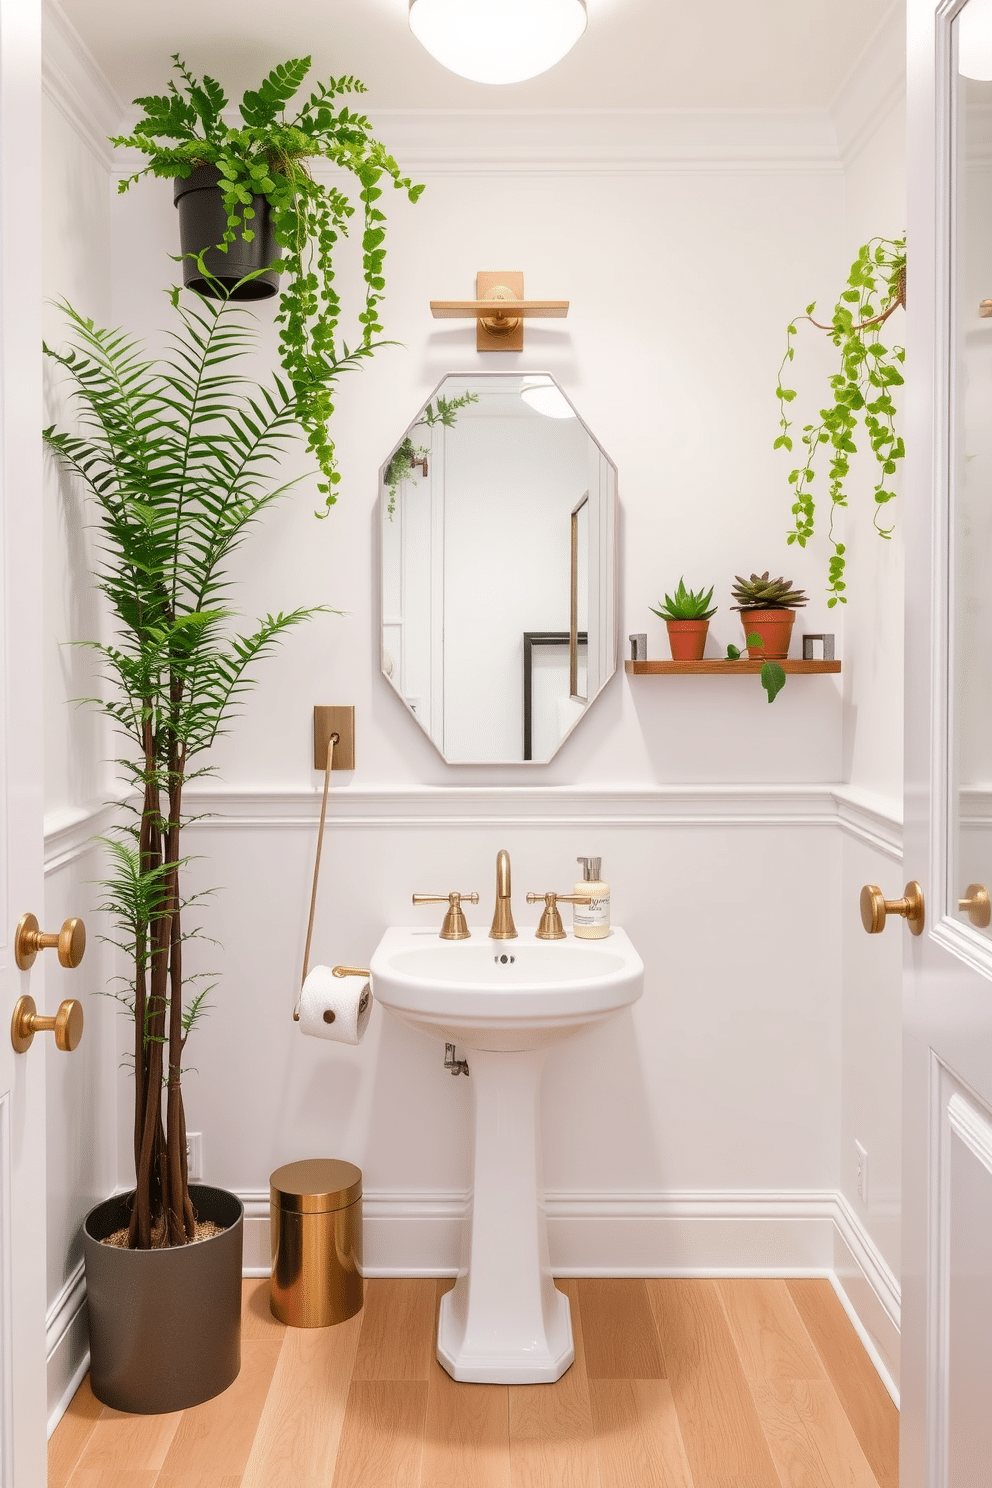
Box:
298, 966, 373, 1045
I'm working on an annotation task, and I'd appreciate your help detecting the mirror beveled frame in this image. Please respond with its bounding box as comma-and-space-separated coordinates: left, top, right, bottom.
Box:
378, 371, 619, 765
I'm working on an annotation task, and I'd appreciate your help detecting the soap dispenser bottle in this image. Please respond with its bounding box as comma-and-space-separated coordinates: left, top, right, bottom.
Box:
573, 856, 610, 938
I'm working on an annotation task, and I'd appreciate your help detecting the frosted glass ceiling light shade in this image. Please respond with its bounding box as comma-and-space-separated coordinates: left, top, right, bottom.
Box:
409, 0, 587, 85
959, 0, 992, 80
520, 377, 576, 419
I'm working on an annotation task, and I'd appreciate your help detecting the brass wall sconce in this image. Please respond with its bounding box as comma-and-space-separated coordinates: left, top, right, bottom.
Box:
430, 271, 569, 351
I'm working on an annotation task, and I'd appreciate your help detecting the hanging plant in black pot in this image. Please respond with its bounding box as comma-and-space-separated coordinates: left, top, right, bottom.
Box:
44, 285, 330, 1413
112, 55, 424, 511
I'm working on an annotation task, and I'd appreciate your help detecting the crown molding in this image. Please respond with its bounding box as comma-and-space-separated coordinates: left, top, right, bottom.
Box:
363, 107, 841, 175
42, 0, 124, 171
828, 0, 906, 167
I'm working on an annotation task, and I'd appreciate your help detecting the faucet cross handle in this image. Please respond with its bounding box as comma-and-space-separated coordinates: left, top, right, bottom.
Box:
413, 891, 479, 941
526, 891, 592, 941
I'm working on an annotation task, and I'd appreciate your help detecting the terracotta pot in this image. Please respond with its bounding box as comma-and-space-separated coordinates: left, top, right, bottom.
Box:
739, 608, 796, 660
83, 1184, 243, 1413
666, 619, 709, 660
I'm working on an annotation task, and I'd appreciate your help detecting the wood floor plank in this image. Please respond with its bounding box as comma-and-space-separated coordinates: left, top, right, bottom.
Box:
330, 1379, 428, 1488
588, 1379, 694, 1488
156, 1476, 242, 1488
646, 1279, 781, 1488
49, 1375, 103, 1487
69, 1401, 181, 1476
509, 1281, 595, 1441
353, 1278, 436, 1381
241, 1277, 287, 1340
156, 1339, 283, 1481
239, 1309, 364, 1488
750, 1378, 880, 1488
786, 1280, 898, 1488
716, 1279, 827, 1381
422, 1283, 510, 1488
510, 1435, 601, 1488
578, 1279, 666, 1380
65, 1472, 160, 1488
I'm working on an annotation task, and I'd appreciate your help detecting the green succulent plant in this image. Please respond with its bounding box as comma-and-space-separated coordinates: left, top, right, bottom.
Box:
650, 578, 717, 622
730, 571, 808, 611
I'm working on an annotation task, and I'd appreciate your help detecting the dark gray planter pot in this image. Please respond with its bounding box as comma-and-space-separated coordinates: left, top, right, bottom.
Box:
83, 1184, 243, 1413
174, 164, 280, 301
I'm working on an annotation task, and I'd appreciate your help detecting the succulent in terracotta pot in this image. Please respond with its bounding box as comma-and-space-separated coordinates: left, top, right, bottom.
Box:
730, 571, 807, 660
650, 578, 717, 661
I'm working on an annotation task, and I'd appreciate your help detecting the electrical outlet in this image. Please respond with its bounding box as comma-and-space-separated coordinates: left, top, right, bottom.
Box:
187, 1132, 203, 1184
855, 1140, 868, 1203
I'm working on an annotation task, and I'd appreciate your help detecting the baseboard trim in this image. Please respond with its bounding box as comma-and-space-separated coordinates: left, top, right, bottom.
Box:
46, 1261, 89, 1438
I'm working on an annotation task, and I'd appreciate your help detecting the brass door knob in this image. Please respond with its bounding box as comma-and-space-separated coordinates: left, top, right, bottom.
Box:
14, 913, 86, 970
860, 881, 925, 936
10, 995, 84, 1053
959, 884, 991, 928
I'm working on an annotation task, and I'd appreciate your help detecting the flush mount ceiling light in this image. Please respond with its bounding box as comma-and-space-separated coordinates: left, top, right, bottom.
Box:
520, 376, 576, 419
959, 0, 992, 79
409, 0, 587, 84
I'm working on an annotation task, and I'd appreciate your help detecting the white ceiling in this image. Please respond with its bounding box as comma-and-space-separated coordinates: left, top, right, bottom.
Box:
58, 0, 896, 114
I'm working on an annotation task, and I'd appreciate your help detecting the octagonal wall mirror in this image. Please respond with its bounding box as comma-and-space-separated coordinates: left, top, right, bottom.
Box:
380, 373, 618, 763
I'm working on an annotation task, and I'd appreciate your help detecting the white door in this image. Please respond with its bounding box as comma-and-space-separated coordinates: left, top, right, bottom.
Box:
0, 0, 52, 1481
902, 2, 992, 1483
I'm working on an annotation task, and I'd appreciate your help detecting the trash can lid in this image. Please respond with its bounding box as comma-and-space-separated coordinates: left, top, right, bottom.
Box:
270, 1158, 362, 1213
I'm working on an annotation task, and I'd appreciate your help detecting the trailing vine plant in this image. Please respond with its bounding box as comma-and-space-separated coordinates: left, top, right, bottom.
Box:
775, 236, 906, 606
384, 391, 479, 518
111, 55, 425, 513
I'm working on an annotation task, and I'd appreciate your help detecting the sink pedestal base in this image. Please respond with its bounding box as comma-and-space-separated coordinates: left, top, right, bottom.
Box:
436, 1046, 574, 1384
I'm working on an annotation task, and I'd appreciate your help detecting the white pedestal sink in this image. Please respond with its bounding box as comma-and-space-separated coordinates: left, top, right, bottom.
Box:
369, 926, 644, 1383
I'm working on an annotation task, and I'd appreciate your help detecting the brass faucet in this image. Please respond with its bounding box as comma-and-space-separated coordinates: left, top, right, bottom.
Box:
489, 849, 517, 939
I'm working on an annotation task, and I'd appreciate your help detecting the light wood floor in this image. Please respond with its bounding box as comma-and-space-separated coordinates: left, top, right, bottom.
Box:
50, 1276, 898, 1488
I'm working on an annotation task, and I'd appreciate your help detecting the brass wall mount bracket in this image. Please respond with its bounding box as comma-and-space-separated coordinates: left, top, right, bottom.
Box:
14, 913, 86, 970
313, 706, 355, 771
11, 995, 84, 1053
860, 880, 926, 936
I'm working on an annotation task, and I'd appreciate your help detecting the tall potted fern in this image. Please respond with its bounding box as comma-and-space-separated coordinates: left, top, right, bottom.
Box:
44, 283, 324, 1412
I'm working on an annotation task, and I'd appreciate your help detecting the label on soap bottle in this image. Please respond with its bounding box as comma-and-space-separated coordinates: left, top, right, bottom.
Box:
573, 893, 610, 931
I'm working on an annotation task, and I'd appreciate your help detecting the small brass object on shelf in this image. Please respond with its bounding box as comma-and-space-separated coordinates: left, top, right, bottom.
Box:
860, 881, 925, 936
412, 892, 480, 940
958, 884, 991, 929
526, 891, 593, 940
11, 995, 84, 1054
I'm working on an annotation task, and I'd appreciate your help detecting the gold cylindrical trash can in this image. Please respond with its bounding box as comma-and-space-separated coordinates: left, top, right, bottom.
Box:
269, 1158, 363, 1327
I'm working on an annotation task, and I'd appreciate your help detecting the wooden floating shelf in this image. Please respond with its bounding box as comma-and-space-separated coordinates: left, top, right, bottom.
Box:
625, 659, 841, 675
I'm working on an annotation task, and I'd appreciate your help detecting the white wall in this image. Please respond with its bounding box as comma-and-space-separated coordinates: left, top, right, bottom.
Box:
40, 0, 910, 1416
40, 37, 121, 1428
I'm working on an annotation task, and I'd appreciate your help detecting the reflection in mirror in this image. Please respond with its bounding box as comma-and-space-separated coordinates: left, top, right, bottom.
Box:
952, 1, 992, 934
380, 374, 617, 763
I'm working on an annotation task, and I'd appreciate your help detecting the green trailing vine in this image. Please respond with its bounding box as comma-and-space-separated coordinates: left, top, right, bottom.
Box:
111, 55, 425, 513
383, 392, 479, 517
775, 236, 906, 607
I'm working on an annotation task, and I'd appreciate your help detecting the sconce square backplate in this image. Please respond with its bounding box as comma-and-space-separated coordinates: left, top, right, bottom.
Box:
477, 270, 524, 352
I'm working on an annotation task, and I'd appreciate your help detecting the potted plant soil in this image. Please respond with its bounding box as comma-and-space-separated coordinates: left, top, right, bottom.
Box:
730, 570, 808, 660
650, 578, 717, 660
43, 282, 329, 1413
111, 55, 423, 512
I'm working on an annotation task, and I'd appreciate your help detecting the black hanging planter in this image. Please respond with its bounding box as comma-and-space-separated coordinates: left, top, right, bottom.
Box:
83, 1184, 244, 1413
174, 164, 280, 301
